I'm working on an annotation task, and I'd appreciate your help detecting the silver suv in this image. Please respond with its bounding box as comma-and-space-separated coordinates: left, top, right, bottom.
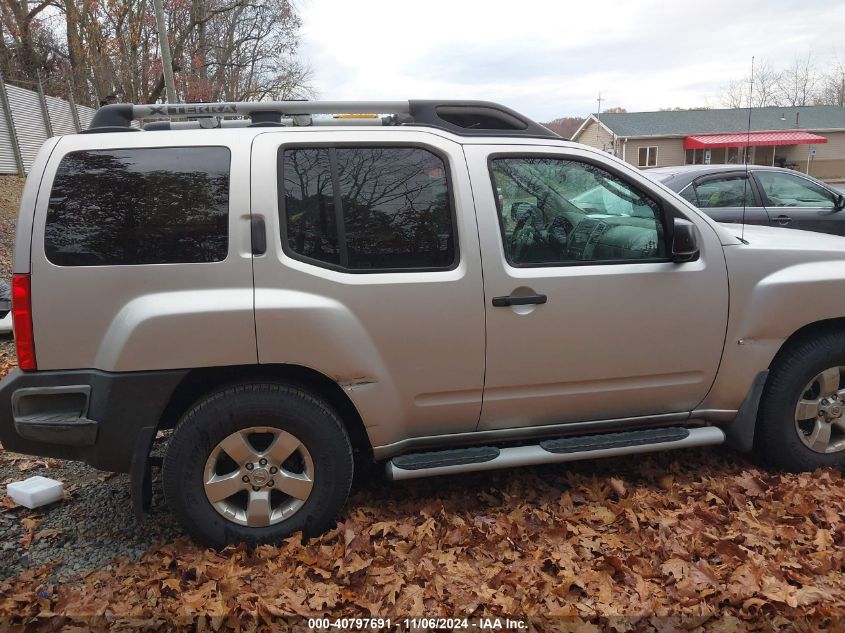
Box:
3, 99, 845, 548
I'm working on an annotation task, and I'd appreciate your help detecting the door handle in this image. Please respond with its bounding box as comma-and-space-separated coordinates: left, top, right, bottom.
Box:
775, 215, 793, 225
492, 294, 547, 307
251, 217, 267, 255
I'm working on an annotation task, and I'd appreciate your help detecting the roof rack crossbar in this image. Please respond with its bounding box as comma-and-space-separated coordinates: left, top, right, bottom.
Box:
84, 99, 561, 140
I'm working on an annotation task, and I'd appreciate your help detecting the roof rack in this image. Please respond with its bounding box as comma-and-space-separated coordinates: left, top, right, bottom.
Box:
83, 100, 560, 139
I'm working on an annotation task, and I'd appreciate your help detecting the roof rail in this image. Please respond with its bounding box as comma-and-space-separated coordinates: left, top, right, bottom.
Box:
83, 100, 560, 139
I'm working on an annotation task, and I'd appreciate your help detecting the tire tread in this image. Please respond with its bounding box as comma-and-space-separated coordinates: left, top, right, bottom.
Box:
162, 381, 353, 548
757, 328, 845, 471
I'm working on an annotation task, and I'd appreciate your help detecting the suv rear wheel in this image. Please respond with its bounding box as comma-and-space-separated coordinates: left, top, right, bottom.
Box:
757, 331, 845, 471
163, 383, 353, 548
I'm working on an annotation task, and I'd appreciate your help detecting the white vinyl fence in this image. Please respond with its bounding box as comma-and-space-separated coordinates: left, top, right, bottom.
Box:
0, 77, 96, 175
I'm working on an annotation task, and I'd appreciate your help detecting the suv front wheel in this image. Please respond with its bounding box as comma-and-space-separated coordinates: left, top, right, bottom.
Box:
163, 383, 354, 548
757, 330, 845, 471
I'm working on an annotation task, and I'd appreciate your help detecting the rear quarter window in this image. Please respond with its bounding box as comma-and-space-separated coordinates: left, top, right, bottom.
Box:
45, 146, 230, 266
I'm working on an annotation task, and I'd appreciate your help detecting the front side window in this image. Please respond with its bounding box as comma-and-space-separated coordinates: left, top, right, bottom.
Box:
638, 146, 658, 167
45, 147, 230, 266
282, 146, 456, 271
490, 157, 666, 266
755, 171, 836, 208
693, 175, 755, 208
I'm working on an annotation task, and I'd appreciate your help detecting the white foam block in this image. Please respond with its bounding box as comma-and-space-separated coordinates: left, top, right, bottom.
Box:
6, 476, 64, 509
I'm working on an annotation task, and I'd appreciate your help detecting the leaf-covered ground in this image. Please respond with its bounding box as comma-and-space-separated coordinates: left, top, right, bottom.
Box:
1, 175, 845, 629
2, 421, 845, 630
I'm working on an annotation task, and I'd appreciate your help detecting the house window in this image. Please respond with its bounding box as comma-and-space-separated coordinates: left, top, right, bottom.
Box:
638, 146, 658, 167
726, 147, 741, 164
685, 148, 705, 165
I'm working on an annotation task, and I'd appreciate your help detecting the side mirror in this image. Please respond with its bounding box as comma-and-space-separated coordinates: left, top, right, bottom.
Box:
672, 218, 700, 263
835, 193, 845, 211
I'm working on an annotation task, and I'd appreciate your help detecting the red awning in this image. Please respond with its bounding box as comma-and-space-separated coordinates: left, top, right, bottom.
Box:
684, 131, 828, 149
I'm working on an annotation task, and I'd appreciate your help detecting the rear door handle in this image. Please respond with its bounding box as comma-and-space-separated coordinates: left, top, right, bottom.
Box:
251, 217, 267, 255
492, 294, 547, 307
775, 215, 793, 225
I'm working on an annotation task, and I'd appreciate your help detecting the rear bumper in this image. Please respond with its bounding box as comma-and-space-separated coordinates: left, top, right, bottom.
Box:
0, 368, 187, 472
0, 310, 10, 334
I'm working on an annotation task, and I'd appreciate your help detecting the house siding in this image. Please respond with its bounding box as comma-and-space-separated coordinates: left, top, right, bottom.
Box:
573, 113, 845, 178
809, 159, 845, 180
779, 131, 845, 161
623, 138, 685, 169
774, 132, 845, 179
573, 119, 615, 152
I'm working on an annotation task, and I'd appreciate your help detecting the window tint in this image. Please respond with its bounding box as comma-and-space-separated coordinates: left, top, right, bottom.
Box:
693, 175, 754, 208
46, 147, 230, 266
282, 147, 455, 271
282, 148, 339, 265
491, 157, 666, 265
755, 171, 836, 208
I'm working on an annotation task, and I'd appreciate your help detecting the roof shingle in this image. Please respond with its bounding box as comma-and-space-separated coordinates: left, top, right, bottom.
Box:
590, 106, 845, 138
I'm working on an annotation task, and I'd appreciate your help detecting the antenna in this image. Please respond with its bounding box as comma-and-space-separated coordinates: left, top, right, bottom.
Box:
741, 56, 754, 242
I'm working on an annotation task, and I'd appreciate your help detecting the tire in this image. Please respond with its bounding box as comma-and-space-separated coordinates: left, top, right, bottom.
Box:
757, 330, 845, 471
162, 382, 353, 548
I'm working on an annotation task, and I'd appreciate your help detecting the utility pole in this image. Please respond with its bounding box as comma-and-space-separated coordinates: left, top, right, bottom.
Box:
152, 0, 177, 103
596, 92, 604, 146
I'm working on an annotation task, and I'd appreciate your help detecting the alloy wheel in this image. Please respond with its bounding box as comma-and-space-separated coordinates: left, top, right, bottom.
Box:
203, 426, 314, 527
794, 366, 845, 454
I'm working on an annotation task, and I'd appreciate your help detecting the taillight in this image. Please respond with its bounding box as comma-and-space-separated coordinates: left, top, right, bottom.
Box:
11, 274, 36, 371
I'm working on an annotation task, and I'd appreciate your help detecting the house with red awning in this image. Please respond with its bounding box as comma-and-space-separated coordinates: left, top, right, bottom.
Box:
571, 106, 845, 180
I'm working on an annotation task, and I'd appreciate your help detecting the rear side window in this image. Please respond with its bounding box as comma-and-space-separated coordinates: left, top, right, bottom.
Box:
45, 147, 230, 266
281, 146, 456, 271
692, 175, 755, 208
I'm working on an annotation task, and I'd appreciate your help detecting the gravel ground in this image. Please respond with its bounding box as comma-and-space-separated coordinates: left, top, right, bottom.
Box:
0, 176, 22, 279
0, 338, 13, 368
0, 446, 182, 581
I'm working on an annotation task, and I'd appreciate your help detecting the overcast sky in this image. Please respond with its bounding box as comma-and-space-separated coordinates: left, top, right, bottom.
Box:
299, 0, 845, 121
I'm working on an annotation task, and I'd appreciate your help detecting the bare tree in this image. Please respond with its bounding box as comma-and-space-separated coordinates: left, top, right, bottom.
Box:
720, 79, 743, 108
0, 0, 60, 86
750, 60, 782, 107
542, 117, 584, 138
818, 58, 845, 107
191, 0, 313, 102
720, 59, 781, 108
777, 52, 819, 106
720, 79, 746, 108
1, 0, 311, 106
659, 106, 710, 111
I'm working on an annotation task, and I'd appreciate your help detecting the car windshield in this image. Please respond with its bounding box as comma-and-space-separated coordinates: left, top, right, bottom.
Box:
569, 182, 645, 216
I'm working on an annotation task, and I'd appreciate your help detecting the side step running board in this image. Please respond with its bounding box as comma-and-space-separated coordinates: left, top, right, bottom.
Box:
386, 426, 725, 481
